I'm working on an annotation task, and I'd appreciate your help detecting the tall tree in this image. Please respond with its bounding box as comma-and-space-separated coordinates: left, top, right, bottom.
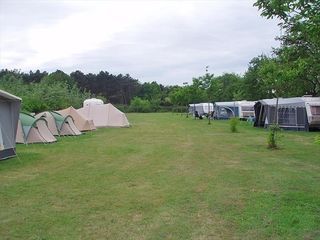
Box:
208, 73, 244, 101
254, 0, 320, 96
22, 70, 48, 83
242, 55, 274, 100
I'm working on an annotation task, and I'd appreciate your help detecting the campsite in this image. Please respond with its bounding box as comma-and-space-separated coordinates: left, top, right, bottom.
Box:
1, 0, 320, 239
1, 113, 320, 239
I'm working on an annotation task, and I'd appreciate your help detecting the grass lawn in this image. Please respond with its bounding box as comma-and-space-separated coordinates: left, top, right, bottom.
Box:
1, 113, 319, 239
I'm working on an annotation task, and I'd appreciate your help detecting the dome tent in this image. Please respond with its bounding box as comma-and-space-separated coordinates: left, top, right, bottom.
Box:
16, 112, 57, 144
0, 89, 21, 160
56, 106, 96, 131
35, 111, 82, 136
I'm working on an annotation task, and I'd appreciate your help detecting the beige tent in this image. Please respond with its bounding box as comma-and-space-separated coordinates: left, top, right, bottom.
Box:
56, 106, 96, 131
77, 103, 130, 128
16, 113, 57, 144
35, 111, 82, 136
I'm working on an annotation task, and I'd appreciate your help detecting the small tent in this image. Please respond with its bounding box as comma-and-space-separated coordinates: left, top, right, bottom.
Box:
77, 103, 130, 128
254, 97, 320, 131
56, 106, 96, 131
0, 89, 21, 160
35, 111, 82, 136
16, 113, 57, 144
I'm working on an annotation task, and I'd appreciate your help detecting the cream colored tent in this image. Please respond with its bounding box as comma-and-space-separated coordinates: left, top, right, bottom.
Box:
56, 106, 96, 131
77, 103, 130, 128
16, 113, 57, 144
35, 111, 82, 136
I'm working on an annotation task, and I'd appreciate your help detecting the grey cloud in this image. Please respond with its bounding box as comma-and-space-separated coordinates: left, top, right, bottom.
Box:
0, 0, 280, 85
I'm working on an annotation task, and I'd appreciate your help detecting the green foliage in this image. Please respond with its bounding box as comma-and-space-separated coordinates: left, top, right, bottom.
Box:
315, 135, 320, 145
254, 0, 320, 96
243, 55, 274, 100
71, 70, 141, 105
42, 70, 75, 89
0, 72, 90, 113
0, 73, 26, 96
128, 97, 152, 112
138, 82, 162, 101
268, 124, 281, 149
208, 73, 244, 101
230, 117, 240, 133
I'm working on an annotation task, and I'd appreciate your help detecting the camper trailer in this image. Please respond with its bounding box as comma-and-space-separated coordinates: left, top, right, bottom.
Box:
214, 101, 255, 120
188, 103, 214, 117
254, 97, 320, 131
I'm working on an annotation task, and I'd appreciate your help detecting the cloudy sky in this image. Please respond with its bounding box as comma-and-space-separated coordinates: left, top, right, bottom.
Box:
0, 0, 279, 85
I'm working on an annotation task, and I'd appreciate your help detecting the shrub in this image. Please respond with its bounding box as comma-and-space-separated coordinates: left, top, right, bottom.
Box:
0, 72, 91, 113
230, 117, 239, 133
129, 97, 152, 112
268, 124, 281, 149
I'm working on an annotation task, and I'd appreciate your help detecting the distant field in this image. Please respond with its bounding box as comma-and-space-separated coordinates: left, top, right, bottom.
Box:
1, 113, 319, 240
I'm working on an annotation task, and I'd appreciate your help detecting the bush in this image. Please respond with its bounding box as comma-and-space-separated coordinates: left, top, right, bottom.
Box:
230, 117, 239, 133
0, 72, 91, 113
129, 97, 152, 112
268, 124, 281, 149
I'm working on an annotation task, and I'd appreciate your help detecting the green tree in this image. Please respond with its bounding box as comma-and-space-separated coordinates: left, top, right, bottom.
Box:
0, 71, 90, 113
254, 0, 320, 96
42, 70, 75, 89
243, 55, 273, 100
129, 97, 152, 112
208, 73, 244, 101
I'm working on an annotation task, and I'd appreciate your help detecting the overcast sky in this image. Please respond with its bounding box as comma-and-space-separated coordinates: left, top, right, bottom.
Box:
0, 0, 279, 85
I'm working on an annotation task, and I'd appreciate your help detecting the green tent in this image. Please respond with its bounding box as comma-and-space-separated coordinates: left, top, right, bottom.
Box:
35, 111, 82, 136
16, 113, 57, 144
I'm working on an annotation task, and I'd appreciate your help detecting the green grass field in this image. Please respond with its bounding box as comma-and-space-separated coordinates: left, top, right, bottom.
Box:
1, 113, 319, 239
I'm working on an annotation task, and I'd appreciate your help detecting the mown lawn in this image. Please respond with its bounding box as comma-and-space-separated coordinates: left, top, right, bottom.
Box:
1, 113, 319, 240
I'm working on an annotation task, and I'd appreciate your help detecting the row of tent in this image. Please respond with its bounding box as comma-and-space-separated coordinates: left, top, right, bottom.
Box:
16, 110, 83, 144
189, 96, 320, 131
0, 89, 130, 160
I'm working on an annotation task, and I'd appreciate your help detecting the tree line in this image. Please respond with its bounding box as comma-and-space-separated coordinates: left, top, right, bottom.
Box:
0, 0, 319, 113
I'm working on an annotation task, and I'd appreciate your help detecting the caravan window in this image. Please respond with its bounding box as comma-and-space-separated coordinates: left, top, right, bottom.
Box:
242, 106, 254, 111
311, 106, 320, 115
